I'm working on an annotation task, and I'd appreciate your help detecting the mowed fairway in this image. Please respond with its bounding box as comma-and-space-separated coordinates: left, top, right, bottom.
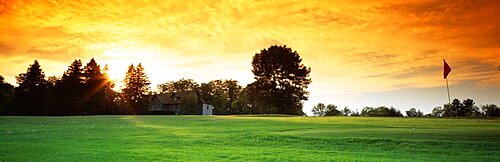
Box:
1, 115, 499, 161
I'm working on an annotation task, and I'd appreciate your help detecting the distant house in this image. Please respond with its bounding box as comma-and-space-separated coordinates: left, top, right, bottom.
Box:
150, 91, 213, 115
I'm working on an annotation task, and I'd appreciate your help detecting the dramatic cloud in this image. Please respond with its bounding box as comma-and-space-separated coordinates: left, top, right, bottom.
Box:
0, 0, 498, 113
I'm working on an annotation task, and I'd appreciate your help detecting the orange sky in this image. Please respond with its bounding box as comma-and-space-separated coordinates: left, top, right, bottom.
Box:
1, 0, 499, 114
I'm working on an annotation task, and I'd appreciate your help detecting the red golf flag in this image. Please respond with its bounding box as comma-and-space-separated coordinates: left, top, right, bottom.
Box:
443, 59, 451, 79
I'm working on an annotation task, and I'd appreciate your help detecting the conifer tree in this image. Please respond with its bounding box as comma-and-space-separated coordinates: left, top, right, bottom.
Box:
102, 65, 117, 114
54, 59, 85, 115
83, 58, 107, 114
12, 60, 50, 115
121, 63, 150, 114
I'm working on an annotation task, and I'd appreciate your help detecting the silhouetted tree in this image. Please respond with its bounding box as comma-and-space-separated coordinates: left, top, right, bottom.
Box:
249, 45, 311, 115
44, 76, 60, 115
443, 98, 479, 117
0, 75, 14, 115
47, 76, 59, 87
462, 99, 481, 117
388, 107, 404, 117
121, 63, 150, 114
361, 106, 374, 116
52, 60, 86, 115
431, 106, 444, 117
312, 103, 326, 116
324, 104, 341, 116
361, 106, 403, 117
350, 110, 360, 116
444, 99, 461, 117
406, 108, 423, 117
102, 65, 118, 114
341, 106, 351, 116
12, 60, 50, 115
482, 104, 499, 117
158, 78, 199, 93
311, 103, 341, 116
82, 58, 110, 114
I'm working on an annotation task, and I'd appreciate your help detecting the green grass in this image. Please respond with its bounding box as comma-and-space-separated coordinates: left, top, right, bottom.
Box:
1, 115, 499, 161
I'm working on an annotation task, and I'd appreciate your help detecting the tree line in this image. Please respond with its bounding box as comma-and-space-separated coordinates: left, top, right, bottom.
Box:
0, 59, 151, 115
150, 45, 311, 115
0, 45, 312, 116
312, 98, 499, 117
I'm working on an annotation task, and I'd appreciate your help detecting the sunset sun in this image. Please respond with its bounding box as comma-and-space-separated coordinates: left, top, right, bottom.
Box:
99, 47, 163, 90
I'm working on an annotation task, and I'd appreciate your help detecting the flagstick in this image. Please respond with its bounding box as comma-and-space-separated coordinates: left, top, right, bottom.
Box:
446, 78, 451, 105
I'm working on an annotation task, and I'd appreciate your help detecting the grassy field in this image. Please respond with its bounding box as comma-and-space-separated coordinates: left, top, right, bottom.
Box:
0, 115, 499, 161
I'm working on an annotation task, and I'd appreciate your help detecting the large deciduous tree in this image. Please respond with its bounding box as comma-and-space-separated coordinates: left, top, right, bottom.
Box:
312, 103, 341, 116
341, 106, 351, 116
406, 108, 423, 117
158, 78, 199, 93
312, 103, 326, 116
199, 79, 242, 114
324, 104, 341, 116
431, 106, 444, 117
482, 104, 500, 117
249, 45, 311, 115
361, 106, 403, 117
443, 98, 479, 117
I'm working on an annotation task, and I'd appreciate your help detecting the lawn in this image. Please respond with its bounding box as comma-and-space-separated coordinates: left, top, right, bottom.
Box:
0, 115, 499, 161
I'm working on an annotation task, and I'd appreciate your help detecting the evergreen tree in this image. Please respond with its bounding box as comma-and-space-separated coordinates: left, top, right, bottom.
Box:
102, 65, 117, 114
12, 60, 50, 115
121, 63, 150, 114
83, 58, 107, 114
54, 60, 85, 115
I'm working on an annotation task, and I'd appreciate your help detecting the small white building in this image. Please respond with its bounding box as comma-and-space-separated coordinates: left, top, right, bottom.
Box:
202, 104, 213, 116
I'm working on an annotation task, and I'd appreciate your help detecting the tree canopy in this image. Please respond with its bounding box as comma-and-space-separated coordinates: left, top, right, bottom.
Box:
199, 80, 242, 114
406, 108, 424, 117
361, 106, 403, 117
158, 78, 199, 93
248, 45, 311, 115
443, 98, 481, 117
